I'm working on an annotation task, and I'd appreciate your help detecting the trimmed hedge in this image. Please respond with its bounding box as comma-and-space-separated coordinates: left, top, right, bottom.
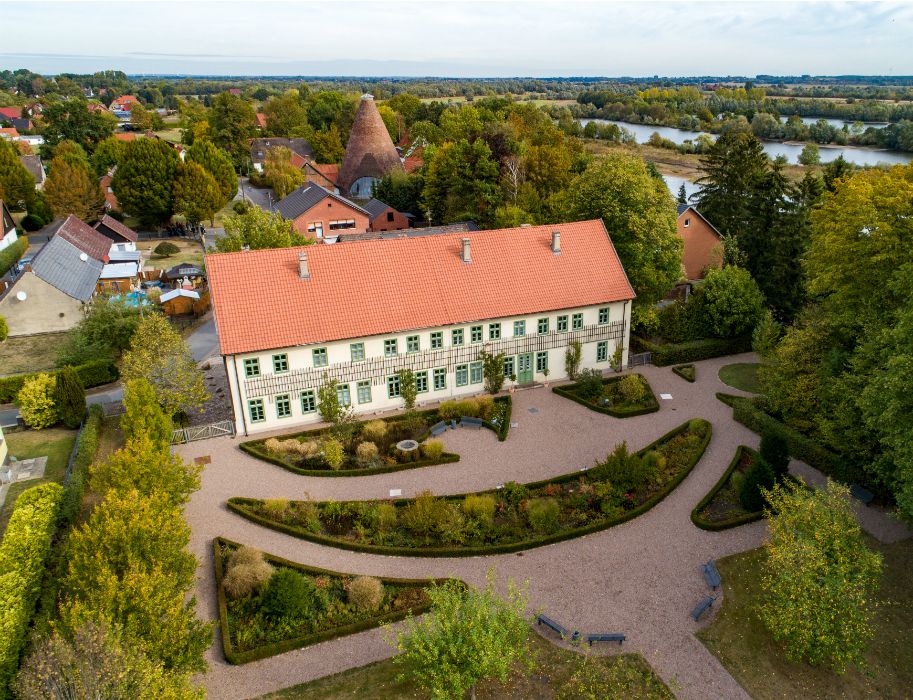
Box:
0, 238, 28, 278
552, 373, 659, 417
672, 364, 696, 383
0, 482, 64, 699
228, 418, 712, 558
635, 335, 753, 367
213, 537, 458, 664
0, 359, 118, 404
691, 445, 765, 531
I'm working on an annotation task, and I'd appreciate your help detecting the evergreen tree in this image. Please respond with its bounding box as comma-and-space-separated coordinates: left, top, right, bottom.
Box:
172, 161, 222, 225
90, 136, 127, 177
676, 183, 687, 205
112, 138, 180, 226
54, 366, 86, 429
822, 155, 853, 192
0, 139, 36, 209
186, 138, 237, 202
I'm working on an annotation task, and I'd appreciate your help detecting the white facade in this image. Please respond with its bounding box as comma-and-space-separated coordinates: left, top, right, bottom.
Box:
226, 300, 632, 435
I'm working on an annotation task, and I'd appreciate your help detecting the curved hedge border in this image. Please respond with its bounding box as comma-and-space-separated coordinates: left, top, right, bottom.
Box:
635, 335, 752, 367
0, 482, 63, 697
672, 364, 696, 383
690, 445, 764, 531
213, 536, 460, 664
228, 418, 712, 558
552, 373, 659, 418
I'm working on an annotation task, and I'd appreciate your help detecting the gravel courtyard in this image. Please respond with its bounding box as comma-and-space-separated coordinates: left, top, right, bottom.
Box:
177, 353, 909, 699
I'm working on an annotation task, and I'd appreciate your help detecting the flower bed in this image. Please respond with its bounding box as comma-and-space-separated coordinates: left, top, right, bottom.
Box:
213, 537, 456, 664
552, 372, 659, 417
228, 418, 712, 557
672, 364, 696, 383
691, 445, 765, 531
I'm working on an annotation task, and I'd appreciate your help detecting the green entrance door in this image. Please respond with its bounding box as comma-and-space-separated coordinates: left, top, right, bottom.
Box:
517, 353, 533, 383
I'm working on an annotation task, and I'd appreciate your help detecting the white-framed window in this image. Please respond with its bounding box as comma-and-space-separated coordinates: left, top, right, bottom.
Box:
350, 343, 365, 362
456, 364, 468, 386
272, 354, 289, 373
415, 370, 428, 393
433, 368, 446, 390
336, 383, 351, 406
572, 313, 583, 330
557, 315, 568, 332
489, 322, 501, 340
597, 341, 608, 362
248, 398, 265, 422
684, 218, 691, 228
329, 219, 356, 230
276, 393, 292, 418
452, 328, 464, 346
470, 325, 483, 343
300, 389, 316, 413
407, 335, 420, 353
513, 320, 525, 337
244, 358, 260, 377
387, 375, 401, 398
384, 339, 398, 357
470, 361, 483, 384
536, 351, 548, 372
598, 307, 610, 325
312, 347, 328, 367
357, 380, 372, 404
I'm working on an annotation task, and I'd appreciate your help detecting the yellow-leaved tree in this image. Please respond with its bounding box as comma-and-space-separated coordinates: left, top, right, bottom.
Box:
16, 373, 57, 429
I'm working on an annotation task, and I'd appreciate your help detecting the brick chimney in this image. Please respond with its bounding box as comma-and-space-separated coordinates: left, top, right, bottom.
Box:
461, 238, 471, 263
551, 230, 561, 254
298, 252, 310, 279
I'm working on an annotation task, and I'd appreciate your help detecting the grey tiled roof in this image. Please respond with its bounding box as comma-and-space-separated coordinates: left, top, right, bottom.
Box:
249, 137, 314, 164
31, 235, 103, 301
274, 184, 369, 221
18, 155, 45, 183
361, 198, 391, 220
677, 204, 691, 215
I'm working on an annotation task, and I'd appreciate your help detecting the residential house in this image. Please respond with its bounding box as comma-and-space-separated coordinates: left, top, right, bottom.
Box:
250, 137, 314, 173
110, 95, 140, 119
677, 204, 723, 280
18, 155, 45, 190
0, 128, 19, 140
1, 200, 18, 251
207, 220, 635, 435
94, 214, 137, 252
100, 173, 118, 211
0, 107, 21, 122
274, 183, 370, 240
362, 198, 413, 232
303, 162, 339, 191
255, 112, 267, 129
336, 94, 404, 198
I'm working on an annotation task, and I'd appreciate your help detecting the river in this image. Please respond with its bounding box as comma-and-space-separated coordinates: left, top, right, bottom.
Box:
580, 119, 910, 167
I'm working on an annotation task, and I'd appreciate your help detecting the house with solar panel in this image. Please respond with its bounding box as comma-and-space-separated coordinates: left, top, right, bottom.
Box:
207, 220, 635, 435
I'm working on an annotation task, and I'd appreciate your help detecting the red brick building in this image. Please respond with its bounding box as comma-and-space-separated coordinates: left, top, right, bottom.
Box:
363, 198, 412, 232
677, 205, 723, 280
274, 183, 370, 241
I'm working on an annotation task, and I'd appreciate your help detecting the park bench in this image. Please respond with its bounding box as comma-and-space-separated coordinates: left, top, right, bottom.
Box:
850, 483, 874, 504
584, 632, 625, 646
691, 595, 716, 621
430, 421, 448, 437
460, 416, 484, 429
701, 560, 722, 590
536, 614, 579, 641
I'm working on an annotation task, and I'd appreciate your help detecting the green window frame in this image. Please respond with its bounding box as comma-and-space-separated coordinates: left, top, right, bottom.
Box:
387, 375, 401, 398
513, 320, 525, 337
384, 339, 398, 357
433, 368, 446, 391
406, 335, 420, 353
470, 325, 483, 343
248, 398, 265, 422
350, 343, 365, 362
456, 363, 468, 386
537, 318, 549, 335
557, 315, 568, 332
536, 351, 548, 372
470, 361, 483, 384
312, 347, 328, 367
503, 356, 515, 379
336, 383, 351, 407
415, 370, 428, 393
430, 331, 443, 349
597, 341, 608, 362
275, 393, 292, 418
357, 380, 372, 404
452, 328, 464, 346
598, 307, 610, 325
243, 358, 260, 378
489, 322, 501, 340
300, 389, 316, 413
272, 354, 288, 374
572, 313, 583, 330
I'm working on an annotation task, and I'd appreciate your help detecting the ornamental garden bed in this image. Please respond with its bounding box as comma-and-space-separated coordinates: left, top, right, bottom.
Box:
214, 537, 458, 664
552, 372, 658, 417
672, 364, 696, 382
228, 418, 711, 557
691, 445, 765, 530
239, 397, 510, 477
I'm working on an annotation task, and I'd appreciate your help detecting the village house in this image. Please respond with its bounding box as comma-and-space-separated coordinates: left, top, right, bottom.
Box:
677, 204, 723, 280
110, 95, 140, 119
94, 214, 138, 252
362, 198, 413, 232
274, 183, 370, 240
250, 137, 314, 173
336, 94, 404, 198
1, 201, 19, 251
18, 155, 46, 190
207, 220, 635, 435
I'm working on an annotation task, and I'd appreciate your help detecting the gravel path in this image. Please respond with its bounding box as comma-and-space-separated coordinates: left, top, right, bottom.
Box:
178, 353, 909, 699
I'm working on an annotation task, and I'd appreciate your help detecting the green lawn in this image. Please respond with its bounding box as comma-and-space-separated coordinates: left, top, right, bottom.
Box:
0, 332, 69, 377
698, 540, 913, 699
0, 428, 77, 535
153, 127, 183, 143
137, 237, 205, 269
718, 363, 762, 393
258, 631, 672, 699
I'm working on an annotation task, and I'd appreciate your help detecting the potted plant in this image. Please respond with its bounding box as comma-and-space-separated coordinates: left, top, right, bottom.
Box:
509, 374, 517, 393
612, 345, 625, 373
542, 367, 550, 388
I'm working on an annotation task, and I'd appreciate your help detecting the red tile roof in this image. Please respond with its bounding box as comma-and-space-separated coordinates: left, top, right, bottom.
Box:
113, 132, 136, 142
55, 215, 112, 262
0, 107, 21, 120
95, 214, 137, 242
403, 155, 423, 174
111, 95, 140, 111
207, 219, 635, 356
0, 128, 20, 138
255, 112, 267, 128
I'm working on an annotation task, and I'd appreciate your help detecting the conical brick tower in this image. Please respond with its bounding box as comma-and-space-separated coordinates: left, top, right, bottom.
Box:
337, 94, 404, 198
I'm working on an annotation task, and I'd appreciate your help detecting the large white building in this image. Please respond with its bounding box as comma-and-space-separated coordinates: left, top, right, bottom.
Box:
207, 220, 636, 435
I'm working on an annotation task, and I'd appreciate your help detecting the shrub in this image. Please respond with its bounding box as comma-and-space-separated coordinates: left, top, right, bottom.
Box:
595, 442, 654, 492
740, 457, 775, 512
355, 441, 379, 463
153, 241, 180, 256
348, 576, 384, 612
262, 498, 289, 520
526, 498, 560, 533
618, 374, 644, 403
453, 398, 479, 417
760, 431, 790, 480
421, 438, 444, 460
565, 340, 582, 380
264, 438, 282, 454
0, 237, 28, 277
438, 400, 460, 420
17, 372, 57, 429
361, 419, 387, 442
700, 265, 766, 338
20, 214, 44, 231
575, 368, 603, 401
54, 365, 85, 429
476, 395, 495, 421
401, 491, 448, 538
0, 316, 7, 343
223, 547, 273, 600
232, 200, 249, 214
372, 503, 398, 532
322, 438, 345, 470
297, 440, 320, 459
437, 503, 466, 544
462, 494, 496, 526
636, 335, 753, 366
260, 569, 326, 622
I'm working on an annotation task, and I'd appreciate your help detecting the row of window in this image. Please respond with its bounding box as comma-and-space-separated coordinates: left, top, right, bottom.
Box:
242, 307, 614, 379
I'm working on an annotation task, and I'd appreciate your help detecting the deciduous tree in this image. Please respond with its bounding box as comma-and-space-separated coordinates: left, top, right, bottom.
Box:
186, 137, 237, 201
120, 378, 173, 446
213, 206, 310, 252
263, 146, 304, 199
44, 156, 105, 221
423, 139, 502, 226
208, 92, 257, 168
16, 373, 57, 429
172, 161, 222, 225
0, 139, 35, 209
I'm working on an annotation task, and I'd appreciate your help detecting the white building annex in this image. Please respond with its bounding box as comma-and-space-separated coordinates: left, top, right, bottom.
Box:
207, 220, 636, 435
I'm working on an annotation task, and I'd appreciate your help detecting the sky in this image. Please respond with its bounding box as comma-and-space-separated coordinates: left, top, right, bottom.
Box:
1, 1, 911, 77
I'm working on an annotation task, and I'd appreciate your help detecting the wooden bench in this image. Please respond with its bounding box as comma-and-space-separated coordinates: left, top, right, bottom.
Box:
536, 614, 579, 641
584, 632, 625, 646
850, 483, 875, 505
430, 421, 448, 437
702, 560, 722, 590
460, 416, 484, 429
691, 595, 716, 621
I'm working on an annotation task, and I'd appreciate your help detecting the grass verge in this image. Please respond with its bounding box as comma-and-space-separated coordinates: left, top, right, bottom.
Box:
0, 332, 69, 376
718, 363, 761, 393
